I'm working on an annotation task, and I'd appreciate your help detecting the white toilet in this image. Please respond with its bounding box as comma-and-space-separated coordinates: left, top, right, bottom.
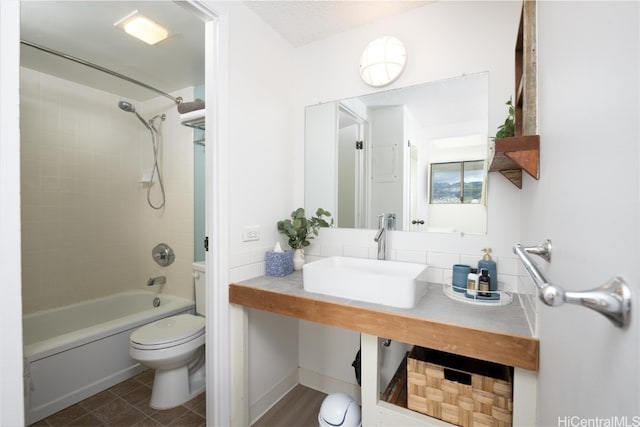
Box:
130, 262, 206, 409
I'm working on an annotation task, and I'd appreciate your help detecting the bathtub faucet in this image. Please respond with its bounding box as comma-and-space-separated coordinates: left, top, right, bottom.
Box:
147, 276, 166, 286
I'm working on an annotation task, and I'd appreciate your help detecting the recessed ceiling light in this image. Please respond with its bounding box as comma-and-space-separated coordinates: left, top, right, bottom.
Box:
119, 13, 168, 45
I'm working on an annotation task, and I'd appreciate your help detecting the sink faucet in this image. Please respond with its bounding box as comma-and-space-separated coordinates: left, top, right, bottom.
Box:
147, 276, 166, 286
374, 213, 395, 260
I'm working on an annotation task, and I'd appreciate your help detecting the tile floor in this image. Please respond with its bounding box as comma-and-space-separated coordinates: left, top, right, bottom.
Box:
30, 370, 206, 426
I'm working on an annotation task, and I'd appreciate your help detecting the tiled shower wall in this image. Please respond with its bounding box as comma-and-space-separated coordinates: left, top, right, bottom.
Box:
20, 67, 195, 314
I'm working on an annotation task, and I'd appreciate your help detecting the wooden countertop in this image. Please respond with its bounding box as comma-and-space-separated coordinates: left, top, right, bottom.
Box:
229, 272, 539, 371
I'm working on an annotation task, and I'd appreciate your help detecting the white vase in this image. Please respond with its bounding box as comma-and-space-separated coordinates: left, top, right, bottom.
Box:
293, 248, 305, 271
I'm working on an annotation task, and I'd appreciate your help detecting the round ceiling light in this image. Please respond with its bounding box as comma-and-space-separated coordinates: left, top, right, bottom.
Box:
359, 36, 407, 87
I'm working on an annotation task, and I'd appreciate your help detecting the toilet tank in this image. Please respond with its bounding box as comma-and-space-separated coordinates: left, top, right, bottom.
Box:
193, 261, 206, 316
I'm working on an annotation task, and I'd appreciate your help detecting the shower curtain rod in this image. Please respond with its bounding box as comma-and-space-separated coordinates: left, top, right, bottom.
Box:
20, 40, 182, 105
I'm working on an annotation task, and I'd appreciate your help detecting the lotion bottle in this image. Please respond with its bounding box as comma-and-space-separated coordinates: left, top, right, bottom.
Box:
478, 248, 498, 292
466, 268, 479, 298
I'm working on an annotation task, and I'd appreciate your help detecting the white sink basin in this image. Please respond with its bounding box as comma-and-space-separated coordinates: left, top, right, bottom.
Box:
302, 256, 428, 308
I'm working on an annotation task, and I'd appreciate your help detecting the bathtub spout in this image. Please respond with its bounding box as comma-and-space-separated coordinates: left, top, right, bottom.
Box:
147, 276, 166, 286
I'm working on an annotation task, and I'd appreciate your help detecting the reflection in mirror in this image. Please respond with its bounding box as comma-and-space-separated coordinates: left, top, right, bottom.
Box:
430, 160, 485, 205
305, 72, 489, 234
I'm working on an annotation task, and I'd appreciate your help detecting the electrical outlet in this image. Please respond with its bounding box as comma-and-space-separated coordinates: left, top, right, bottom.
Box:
242, 226, 260, 242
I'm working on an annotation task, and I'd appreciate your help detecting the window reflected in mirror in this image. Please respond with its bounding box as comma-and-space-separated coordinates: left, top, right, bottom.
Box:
430, 160, 485, 205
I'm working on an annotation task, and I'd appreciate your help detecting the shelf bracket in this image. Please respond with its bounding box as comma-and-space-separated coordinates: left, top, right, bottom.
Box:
489, 135, 540, 188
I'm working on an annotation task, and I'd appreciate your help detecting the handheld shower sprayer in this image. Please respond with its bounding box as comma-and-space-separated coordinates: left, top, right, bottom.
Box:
118, 101, 152, 131
118, 100, 166, 210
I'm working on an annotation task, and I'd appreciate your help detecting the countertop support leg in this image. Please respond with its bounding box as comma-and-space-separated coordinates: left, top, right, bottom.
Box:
230, 304, 250, 426
361, 333, 380, 426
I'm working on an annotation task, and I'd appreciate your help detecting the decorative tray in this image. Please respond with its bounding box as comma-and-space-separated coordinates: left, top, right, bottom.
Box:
442, 281, 513, 306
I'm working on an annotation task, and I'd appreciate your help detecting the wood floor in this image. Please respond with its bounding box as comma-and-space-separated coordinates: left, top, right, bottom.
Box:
252, 385, 327, 427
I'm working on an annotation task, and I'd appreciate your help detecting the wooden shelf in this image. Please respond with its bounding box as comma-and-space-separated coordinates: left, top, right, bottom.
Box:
491, 1, 538, 189
489, 135, 540, 189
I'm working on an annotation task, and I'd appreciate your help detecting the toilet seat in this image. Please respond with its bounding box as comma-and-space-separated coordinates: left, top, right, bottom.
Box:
131, 314, 205, 350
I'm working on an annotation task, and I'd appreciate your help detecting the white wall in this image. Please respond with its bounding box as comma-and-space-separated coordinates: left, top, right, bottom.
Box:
219, 2, 301, 415
531, 1, 639, 422
19, 68, 195, 313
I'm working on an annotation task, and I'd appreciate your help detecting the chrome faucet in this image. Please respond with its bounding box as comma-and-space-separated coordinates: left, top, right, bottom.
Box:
374, 213, 395, 260
147, 275, 166, 286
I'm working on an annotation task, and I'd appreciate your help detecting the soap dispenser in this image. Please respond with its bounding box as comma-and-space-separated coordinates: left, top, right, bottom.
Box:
478, 248, 497, 292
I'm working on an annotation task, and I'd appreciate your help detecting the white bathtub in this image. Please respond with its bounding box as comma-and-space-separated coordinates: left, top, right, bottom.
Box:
23, 290, 195, 425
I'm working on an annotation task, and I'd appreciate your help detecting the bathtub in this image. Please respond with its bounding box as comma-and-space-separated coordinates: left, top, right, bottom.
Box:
23, 290, 195, 425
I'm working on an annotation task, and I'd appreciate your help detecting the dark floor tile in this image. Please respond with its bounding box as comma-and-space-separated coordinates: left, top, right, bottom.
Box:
68, 413, 105, 427
133, 416, 164, 427
133, 370, 155, 387
33, 374, 207, 427
168, 411, 206, 427
182, 393, 205, 411
79, 389, 119, 412
44, 404, 88, 426
122, 384, 153, 406
109, 378, 143, 397
92, 398, 132, 424
149, 405, 188, 425
134, 396, 159, 417
109, 407, 147, 426
188, 400, 206, 418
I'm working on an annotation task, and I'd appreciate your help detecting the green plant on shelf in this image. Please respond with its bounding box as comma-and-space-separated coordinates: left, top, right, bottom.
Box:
493, 97, 515, 140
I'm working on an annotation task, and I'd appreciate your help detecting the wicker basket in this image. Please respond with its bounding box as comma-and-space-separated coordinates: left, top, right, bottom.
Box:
407, 346, 513, 427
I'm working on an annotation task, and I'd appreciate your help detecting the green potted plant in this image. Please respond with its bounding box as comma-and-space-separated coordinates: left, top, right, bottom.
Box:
277, 208, 333, 270
493, 97, 515, 140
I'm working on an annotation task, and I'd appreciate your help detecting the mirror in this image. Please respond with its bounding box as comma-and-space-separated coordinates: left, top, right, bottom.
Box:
305, 72, 489, 234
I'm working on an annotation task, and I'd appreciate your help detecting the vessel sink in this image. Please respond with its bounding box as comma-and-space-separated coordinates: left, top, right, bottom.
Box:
302, 256, 428, 308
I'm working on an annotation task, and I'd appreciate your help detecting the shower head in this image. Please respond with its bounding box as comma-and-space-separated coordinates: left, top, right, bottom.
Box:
118, 100, 151, 130
118, 100, 136, 113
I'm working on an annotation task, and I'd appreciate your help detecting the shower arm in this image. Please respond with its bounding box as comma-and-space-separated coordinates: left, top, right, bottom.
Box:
21, 40, 183, 105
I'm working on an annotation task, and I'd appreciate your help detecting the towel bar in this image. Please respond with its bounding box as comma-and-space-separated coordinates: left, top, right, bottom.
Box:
514, 240, 631, 328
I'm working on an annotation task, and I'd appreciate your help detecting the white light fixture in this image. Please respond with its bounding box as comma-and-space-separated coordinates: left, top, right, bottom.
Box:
359, 36, 407, 87
117, 12, 168, 45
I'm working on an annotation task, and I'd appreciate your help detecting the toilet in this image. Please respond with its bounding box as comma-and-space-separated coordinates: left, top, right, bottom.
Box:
129, 262, 206, 409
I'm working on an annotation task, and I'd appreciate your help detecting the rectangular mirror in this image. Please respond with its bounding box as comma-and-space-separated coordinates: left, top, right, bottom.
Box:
305, 72, 489, 234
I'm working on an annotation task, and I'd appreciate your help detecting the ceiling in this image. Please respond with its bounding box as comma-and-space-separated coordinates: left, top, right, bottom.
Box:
20, 1, 206, 102
244, 1, 431, 48
20, 1, 432, 102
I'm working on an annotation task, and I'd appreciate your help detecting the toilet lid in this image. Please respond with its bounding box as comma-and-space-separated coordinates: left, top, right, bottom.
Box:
130, 314, 205, 348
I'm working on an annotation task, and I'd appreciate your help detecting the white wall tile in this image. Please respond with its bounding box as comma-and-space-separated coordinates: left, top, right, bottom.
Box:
426, 251, 460, 269
20, 69, 195, 313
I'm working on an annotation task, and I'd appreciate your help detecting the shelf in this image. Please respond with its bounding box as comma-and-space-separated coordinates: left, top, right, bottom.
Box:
180, 108, 205, 130
181, 116, 205, 130
491, 1, 538, 189
489, 135, 540, 189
